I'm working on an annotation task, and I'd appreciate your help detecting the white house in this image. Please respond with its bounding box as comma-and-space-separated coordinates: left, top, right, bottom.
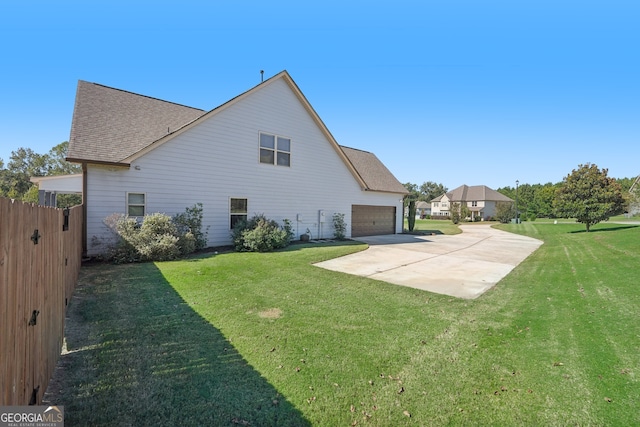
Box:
431, 184, 513, 221
66, 71, 408, 256
30, 174, 82, 207
416, 201, 431, 218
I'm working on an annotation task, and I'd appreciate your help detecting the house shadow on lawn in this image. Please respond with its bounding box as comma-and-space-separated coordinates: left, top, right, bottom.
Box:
43, 262, 310, 427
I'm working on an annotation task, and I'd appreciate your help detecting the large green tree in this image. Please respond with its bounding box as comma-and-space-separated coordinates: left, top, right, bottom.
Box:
555, 163, 625, 232
495, 201, 515, 223
403, 181, 448, 204
0, 142, 81, 205
419, 181, 448, 202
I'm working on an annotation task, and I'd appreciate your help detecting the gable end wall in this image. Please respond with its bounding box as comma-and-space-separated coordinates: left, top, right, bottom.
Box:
85, 79, 402, 254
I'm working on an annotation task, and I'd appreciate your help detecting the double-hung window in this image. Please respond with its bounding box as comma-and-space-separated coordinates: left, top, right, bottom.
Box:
127, 193, 146, 217
230, 198, 248, 229
260, 132, 290, 167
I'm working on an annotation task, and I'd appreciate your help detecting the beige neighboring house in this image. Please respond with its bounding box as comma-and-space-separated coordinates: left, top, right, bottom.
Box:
431, 184, 513, 221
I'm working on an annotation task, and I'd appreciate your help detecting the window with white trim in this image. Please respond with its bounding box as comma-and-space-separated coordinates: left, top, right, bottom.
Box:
230, 198, 248, 229
259, 132, 290, 167
127, 193, 146, 216
471, 201, 478, 207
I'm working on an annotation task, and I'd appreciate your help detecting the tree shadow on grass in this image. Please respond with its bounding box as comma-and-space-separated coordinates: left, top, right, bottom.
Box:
43, 262, 310, 427
568, 224, 639, 234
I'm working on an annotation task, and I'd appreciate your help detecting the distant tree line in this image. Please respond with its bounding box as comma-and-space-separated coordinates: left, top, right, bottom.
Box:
402, 181, 448, 205
0, 141, 82, 207
496, 172, 634, 222
404, 164, 636, 231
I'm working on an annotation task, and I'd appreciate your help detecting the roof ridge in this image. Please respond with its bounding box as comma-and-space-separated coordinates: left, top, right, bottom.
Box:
340, 145, 373, 154
82, 80, 206, 112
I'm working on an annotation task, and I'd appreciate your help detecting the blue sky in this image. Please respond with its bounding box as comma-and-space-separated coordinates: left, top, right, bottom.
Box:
1, 0, 638, 190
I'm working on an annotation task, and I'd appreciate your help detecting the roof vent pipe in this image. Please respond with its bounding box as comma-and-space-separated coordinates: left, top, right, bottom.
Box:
260, 70, 264, 82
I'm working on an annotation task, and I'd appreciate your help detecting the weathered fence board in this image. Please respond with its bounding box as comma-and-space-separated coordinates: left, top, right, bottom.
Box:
0, 198, 83, 405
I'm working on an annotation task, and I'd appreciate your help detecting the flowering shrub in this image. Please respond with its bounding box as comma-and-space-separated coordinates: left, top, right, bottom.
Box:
231, 214, 292, 252
104, 204, 206, 263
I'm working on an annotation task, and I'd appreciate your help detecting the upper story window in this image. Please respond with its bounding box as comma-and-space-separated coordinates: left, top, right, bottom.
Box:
471, 201, 478, 207
260, 132, 290, 167
127, 192, 146, 216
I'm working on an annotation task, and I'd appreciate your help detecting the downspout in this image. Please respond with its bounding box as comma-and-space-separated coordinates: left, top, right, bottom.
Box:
82, 163, 88, 257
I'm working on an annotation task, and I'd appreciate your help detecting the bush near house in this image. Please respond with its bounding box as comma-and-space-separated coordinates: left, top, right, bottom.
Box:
332, 212, 347, 240
104, 204, 207, 263
231, 214, 293, 252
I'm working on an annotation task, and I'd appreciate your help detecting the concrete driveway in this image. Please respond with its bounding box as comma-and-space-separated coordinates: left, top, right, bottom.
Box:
314, 224, 543, 299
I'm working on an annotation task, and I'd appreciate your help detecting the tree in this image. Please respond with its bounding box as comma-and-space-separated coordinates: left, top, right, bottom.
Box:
533, 183, 559, 218
419, 181, 448, 202
407, 199, 416, 231
403, 182, 419, 206
495, 201, 515, 223
555, 163, 625, 232
47, 141, 81, 175
0, 142, 81, 205
460, 202, 471, 221
450, 202, 461, 224
8, 147, 49, 177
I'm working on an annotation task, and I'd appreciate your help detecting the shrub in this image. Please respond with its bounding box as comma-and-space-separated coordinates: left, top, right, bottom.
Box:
495, 201, 515, 224
232, 214, 292, 252
282, 218, 295, 242
450, 202, 461, 224
173, 203, 208, 250
104, 204, 208, 263
332, 213, 347, 240
407, 200, 416, 231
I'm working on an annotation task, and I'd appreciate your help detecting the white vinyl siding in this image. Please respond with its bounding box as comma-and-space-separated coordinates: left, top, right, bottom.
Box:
84, 78, 403, 255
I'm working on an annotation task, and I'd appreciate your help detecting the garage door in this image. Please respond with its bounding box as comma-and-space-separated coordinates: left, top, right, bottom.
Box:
351, 205, 396, 237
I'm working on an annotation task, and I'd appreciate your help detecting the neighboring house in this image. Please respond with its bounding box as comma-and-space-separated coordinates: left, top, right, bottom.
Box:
416, 201, 431, 218
66, 70, 408, 256
431, 184, 513, 221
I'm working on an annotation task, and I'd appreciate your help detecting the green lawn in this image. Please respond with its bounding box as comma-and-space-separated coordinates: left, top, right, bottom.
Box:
404, 218, 462, 235
46, 223, 639, 426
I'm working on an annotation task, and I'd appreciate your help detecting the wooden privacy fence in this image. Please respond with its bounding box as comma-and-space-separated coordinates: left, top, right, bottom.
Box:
0, 198, 83, 406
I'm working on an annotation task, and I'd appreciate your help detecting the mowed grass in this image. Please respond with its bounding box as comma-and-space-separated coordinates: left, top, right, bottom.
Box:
405, 218, 462, 235
45, 223, 640, 426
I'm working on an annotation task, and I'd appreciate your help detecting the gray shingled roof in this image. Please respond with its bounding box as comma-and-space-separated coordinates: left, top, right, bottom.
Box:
445, 185, 513, 202
67, 75, 407, 194
340, 146, 408, 194
67, 81, 205, 164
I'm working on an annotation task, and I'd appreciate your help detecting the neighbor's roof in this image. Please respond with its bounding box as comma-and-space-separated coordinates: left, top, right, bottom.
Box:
67, 81, 205, 164
446, 185, 513, 202
340, 146, 408, 194
66, 71, 407, 194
